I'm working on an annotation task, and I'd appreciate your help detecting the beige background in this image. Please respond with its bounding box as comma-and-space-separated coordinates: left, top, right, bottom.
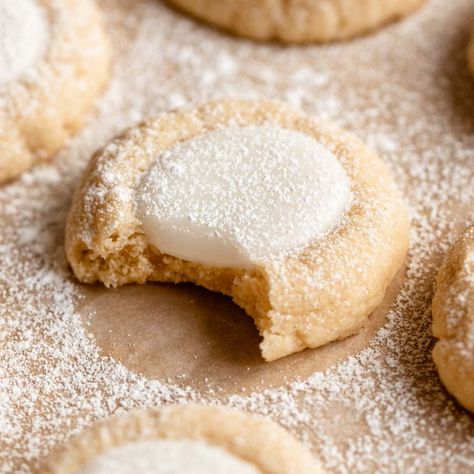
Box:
0, 0, 473, 473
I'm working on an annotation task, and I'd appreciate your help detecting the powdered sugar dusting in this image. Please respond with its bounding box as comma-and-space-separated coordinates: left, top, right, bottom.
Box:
138, 125, 351, 268
1, 0, 474, 473
77, 439, 260, 474
0, 0, 48, 86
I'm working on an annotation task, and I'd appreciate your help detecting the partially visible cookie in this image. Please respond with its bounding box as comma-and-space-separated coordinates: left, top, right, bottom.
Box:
43, 404, 323, 473
0, 0, 110, 184
167, 0, 425, 43
432, 225, 474, 413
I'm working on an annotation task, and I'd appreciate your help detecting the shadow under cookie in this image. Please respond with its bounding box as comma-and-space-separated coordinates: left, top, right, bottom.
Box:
77, 264, 405, 394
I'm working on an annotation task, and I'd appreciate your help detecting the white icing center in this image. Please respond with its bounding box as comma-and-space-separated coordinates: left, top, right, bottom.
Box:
76, 439, 261, 474
138, 125, 351, 269
0, 0, 48, 86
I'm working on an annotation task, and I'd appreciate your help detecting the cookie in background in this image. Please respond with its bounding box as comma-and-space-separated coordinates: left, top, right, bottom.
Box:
0, 0, 110, 184
166, 0, 426, 43
432, 225, 474, 413
43, 404, 323, 474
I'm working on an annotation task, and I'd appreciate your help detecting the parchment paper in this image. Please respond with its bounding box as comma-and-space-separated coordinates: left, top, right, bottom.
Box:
78, 268, 404, 394
1, 0, 474, 472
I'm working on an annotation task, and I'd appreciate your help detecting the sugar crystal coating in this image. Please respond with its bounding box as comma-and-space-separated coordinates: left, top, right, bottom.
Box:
137, 125, 351, 268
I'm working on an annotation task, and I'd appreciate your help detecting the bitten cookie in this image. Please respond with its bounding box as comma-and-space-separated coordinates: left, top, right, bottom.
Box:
0, 0, 110, 184
65, 99, 410, 361
43, 405, 322, 473
432, 225, 474, 413
167, 0, 425, 43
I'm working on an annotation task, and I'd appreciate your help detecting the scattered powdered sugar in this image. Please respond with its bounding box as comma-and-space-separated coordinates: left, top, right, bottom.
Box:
138, 125, 351, 269
0, 0, 474, 473
0, 0, 49, 86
